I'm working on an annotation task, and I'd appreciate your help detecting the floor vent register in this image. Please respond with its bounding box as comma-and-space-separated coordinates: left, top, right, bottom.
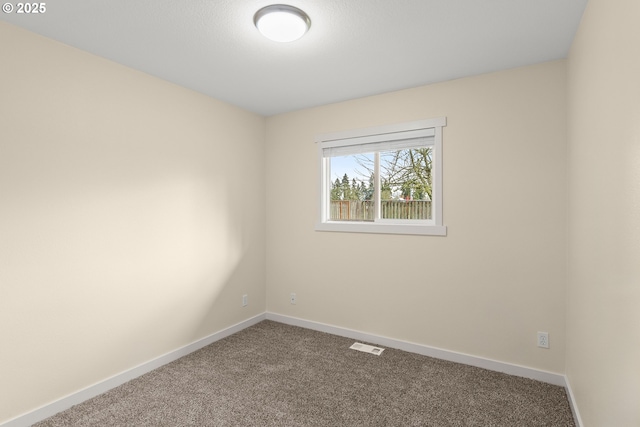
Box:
350, 342, 385, 355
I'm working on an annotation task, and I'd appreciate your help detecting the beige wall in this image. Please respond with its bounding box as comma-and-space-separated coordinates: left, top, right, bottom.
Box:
0, 22, 266, 423
566, 0, 640, 425
266, 61, 568, 373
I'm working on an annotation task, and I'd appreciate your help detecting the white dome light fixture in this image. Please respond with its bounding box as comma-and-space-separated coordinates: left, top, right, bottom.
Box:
254, 4, 311, 43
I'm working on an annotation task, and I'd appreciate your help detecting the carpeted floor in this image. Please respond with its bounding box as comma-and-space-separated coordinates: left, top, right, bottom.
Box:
35, 320, 576, 426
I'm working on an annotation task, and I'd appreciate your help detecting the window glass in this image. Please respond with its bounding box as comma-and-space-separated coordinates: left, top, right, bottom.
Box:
329, 154, 374, 221
380, 148, 432, 220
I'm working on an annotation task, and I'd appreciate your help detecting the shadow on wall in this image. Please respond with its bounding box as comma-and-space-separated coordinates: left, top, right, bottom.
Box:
0, 159, 251, 421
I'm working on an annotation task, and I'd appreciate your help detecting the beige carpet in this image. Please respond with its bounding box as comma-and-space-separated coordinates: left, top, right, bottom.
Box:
35, 320, 575, 426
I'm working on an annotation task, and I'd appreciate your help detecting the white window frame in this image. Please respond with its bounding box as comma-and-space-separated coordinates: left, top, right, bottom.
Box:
315, 117, 447, 236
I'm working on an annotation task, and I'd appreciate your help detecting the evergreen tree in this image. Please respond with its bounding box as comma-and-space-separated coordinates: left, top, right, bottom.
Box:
341, 174, 351, 200
330, 178, 342, 200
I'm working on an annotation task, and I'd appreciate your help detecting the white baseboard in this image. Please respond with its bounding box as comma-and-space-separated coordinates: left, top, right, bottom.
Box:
564, 376, 584, 427
266, 312, 566, 386
1, 313, 266, 427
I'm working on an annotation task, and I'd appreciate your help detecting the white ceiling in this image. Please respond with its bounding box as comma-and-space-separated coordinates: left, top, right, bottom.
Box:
2, 0, 588, 116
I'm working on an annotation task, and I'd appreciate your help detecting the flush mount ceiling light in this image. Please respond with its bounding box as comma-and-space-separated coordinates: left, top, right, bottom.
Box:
254, 4, 311, 43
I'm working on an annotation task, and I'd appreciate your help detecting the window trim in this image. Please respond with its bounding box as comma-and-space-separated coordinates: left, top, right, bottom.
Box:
315, 118, 447, 236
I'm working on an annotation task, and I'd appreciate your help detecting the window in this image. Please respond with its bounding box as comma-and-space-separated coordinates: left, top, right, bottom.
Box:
315, 118, 446, 236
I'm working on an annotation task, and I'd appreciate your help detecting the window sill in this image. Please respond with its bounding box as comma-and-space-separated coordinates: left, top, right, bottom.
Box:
315, 221, 447, 236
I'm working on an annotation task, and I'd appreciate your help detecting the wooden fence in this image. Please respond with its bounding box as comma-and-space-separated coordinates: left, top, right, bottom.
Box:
330, 200, 431, 221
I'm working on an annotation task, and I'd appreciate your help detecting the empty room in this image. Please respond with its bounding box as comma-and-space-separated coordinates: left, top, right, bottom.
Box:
1, 0, 638, 426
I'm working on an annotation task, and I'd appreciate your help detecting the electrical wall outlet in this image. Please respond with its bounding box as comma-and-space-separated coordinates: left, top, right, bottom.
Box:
290, 293, 296, 305
537, 331, 549, 348
242, 294, 248, 307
